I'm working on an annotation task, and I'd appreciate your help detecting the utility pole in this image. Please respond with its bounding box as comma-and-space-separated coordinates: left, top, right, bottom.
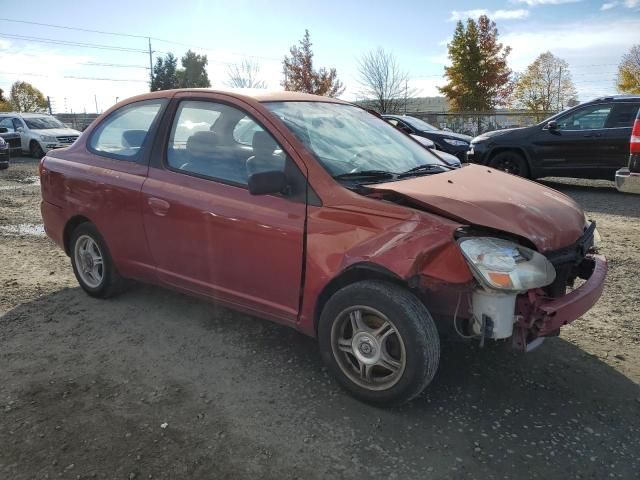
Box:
404, 79, 408, 114
94, 94, 99, 114
148, 37, 154, 88
47, 96, 52, 115
557, 65, 563, 111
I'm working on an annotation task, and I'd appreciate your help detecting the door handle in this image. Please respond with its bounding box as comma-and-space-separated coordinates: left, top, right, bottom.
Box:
147, 197, 170, 216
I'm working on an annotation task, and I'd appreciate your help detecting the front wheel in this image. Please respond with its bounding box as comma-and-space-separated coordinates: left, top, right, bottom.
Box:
318, 280, 440, 406
489, 151, 529, 177
30, 141, 45, 159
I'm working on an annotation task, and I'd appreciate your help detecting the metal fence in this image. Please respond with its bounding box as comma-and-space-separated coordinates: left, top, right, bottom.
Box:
409, 111, 556, 136
54, 113, 100, 131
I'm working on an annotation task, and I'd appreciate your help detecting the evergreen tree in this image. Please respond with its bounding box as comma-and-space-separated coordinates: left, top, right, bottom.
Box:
178, 50, 211, 88
150, 53, 179, 91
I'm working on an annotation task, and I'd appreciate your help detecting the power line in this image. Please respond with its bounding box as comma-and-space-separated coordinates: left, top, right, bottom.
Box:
0, 70, 147, 83
82, 62, 150, 69
0, 33, 148, 53
0, 17, 281, 62
0, 17, 149, 39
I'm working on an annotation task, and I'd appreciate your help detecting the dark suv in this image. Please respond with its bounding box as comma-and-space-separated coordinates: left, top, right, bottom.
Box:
467, 95, 640, 179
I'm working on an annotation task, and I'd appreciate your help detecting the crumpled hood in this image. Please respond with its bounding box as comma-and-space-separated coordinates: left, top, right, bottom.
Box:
370, 164, 586, 252
31, 128, 81, 137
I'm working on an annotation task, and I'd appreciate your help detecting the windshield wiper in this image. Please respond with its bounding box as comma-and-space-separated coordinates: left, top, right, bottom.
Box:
333, 170, 395, 181
398, 163, 453, 178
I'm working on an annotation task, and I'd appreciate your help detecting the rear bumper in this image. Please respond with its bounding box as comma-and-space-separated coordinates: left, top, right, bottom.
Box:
514, 254, 607, 349
615, 168, 640, 194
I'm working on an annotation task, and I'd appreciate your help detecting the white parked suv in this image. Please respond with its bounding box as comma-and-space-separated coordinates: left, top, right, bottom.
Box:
0, 113, 81, 158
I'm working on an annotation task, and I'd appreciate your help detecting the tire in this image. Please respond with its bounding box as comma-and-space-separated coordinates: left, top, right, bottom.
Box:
30, 141, 45, 159
318, 280, 440, 406
489, 151, 529, 177
69, 223, 122, 298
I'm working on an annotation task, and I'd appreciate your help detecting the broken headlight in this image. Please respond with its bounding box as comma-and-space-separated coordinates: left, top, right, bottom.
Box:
458, 237, 556, 292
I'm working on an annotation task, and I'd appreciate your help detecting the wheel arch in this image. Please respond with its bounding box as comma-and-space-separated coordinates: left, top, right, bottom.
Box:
63, 215, 93, 255
313, 262, 407, 336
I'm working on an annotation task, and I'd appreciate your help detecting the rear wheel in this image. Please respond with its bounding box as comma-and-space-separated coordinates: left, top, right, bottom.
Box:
30, 141, 45, 159
318, 280, 440, 406
70, 223, 122, 298
489, 151, 529, 177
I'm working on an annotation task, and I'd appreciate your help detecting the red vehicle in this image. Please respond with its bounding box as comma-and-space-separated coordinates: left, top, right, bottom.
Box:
40, 90, 607, 405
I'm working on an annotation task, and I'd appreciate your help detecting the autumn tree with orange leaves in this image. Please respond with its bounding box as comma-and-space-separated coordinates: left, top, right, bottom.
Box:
282, 30, 345, 97
440, 15, 512, 111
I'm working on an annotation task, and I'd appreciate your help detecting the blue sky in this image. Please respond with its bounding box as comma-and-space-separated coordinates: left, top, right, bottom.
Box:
1, 0, 639, 112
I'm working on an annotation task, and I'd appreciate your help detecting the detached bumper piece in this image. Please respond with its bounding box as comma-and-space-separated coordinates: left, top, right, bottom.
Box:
615, 168, 640, 194
513, 254, 607, 351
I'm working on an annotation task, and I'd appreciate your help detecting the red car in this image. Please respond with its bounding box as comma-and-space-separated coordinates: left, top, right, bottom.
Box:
40, 90, 607, 406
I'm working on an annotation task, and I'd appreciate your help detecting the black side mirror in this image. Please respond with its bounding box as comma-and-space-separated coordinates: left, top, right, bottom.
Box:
546, 120, 558, 130
0, 127, 7, 133
248, 170, 288, 196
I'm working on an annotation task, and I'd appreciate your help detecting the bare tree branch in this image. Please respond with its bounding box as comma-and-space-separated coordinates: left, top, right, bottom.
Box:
357, 48, 415, 114
225, 59, 267, 89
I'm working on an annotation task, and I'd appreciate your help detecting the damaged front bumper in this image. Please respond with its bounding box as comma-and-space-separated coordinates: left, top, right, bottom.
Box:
512, 254, 607, 351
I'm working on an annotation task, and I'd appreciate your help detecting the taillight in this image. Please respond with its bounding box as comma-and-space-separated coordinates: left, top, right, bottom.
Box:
631, 119, 640, 154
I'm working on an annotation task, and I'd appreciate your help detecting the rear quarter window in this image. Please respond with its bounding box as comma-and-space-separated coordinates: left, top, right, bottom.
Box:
89, 99, 167, 161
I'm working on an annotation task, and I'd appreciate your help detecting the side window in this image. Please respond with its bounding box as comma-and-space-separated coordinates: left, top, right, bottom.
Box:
556, 104, 613, 131
386, 118, 399, 127
606, 103, 640, 128
13, 119, 23, 131
0, 118, 15, 132
89, 99, 166, 160
167, 100, 286, 186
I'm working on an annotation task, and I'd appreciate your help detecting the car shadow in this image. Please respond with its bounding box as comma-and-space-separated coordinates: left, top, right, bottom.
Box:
2, 284, 639, 479
539, 177, 640, 218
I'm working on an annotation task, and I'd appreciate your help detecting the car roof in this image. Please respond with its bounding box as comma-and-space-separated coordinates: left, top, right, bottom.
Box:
587, 95, 640, 103
129, 88, 351, 105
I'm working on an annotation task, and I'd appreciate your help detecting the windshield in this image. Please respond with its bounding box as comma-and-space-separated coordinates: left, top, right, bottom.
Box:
264, 102, 444, 178
24, 117, 66, 130
400, 116, 438, 132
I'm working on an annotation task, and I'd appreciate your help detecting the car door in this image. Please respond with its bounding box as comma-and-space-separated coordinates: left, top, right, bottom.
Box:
602, 102, 640, 168
76, 98, 168, 280
532, 103, 613, 174
141, 94, 307, 325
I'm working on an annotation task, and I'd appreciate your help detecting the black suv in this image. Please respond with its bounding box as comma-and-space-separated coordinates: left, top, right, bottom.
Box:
382, 114, 472, 161
467, 95, 640, 179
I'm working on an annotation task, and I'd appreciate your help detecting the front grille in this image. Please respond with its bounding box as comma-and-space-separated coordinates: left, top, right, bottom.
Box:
56, 136, 78, 144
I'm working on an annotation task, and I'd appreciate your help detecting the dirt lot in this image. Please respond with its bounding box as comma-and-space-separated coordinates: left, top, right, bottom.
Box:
1, 156, 639, 479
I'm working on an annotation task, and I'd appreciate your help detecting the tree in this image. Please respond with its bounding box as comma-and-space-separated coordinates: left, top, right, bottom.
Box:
225, 59, 267, 89
150, 53, 179, 91
9, 81, 47, 112
512, 52, 577, 112
357, 48, 414, 114
282, 30, 344, 97
177, 50, 211, 88
439, 15, 512, 111
617, 45, 640, 94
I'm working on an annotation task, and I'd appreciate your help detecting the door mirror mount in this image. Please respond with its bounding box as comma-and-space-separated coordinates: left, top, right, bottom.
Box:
248, 170, 288, 196
546, 120, 558, 130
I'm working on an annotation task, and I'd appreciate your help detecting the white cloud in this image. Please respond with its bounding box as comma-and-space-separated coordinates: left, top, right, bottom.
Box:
449, 9, 529, 21
599, 0, 638, 9
511, 0, 581, 5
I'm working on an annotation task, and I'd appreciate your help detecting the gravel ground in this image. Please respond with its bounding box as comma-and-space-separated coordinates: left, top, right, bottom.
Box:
1, 156, 639, 479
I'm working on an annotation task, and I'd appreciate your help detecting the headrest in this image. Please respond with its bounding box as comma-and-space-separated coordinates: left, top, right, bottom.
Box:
121, 130, 147, 149
252, 131, 278, 157
186, 131, 219, 157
